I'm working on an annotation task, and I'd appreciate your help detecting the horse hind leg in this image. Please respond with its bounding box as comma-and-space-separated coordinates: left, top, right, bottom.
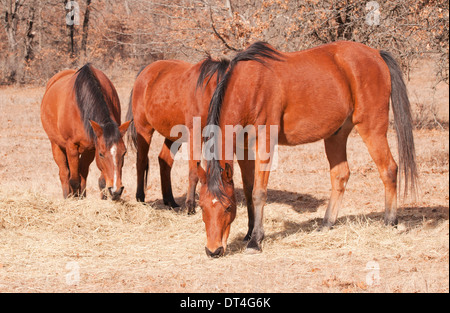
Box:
158, 138, 180, 209
185, 159, 199, 215
136, 129, 153, 202
321, 119, 354, 230
355, 123, 398, 226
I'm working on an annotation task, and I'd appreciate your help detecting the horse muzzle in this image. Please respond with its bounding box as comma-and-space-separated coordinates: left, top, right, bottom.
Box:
205, 246, 224, 258
108, 186, 124, 201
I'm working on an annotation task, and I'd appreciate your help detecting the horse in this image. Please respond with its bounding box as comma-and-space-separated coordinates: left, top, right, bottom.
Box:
126, 57, 230, 214
41, 63, 131, 200
197, 41, 418, 257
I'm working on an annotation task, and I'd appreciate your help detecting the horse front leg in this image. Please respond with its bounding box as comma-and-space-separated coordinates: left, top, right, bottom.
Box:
136, 130, 153, 202
185, 159, 199, 215
51, 142, 70, 199
66, 143, 81, 197
237, 151, 255, 242
79, 149, 95, 198
158, 138, 180, 209
245, 140, 273, 253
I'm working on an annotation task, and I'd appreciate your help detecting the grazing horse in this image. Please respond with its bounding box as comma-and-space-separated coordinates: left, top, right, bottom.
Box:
41, 64, 131, 200
126, 57, 230, 214
197, 41, 418, 257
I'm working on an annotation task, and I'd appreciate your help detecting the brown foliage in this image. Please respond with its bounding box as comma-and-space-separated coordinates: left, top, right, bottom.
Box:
0, 0, 448, 87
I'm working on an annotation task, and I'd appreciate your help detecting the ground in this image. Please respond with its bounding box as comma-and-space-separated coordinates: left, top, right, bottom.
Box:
0, 64, 448, 293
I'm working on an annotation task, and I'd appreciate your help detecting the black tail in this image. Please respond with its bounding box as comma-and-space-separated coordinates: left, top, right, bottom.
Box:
380, 50, 418, 199
126, 65, 147, 151
205, 42, 283, 202
126, 87, 137, 150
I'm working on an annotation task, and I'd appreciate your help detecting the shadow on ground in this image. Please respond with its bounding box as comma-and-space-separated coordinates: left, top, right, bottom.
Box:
226, 204, 449, 255
143, 187, 327, 214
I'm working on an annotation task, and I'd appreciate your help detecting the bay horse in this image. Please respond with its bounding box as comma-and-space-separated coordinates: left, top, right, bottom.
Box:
126, 57, 230, 214
197, 41, 418, 257
41, 64, 131, 200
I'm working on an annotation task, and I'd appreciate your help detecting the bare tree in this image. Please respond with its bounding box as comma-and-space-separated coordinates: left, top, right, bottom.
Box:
64, 0, 77, 58
24, 4, 36, 63
80, 0, 92, 59
2, 0, 24, 52
1, 0, 26, 82
0, 0, 448, 90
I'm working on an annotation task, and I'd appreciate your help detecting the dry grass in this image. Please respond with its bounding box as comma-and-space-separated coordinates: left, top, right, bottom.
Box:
0, 186, 448, 293
0, 63, 448, 293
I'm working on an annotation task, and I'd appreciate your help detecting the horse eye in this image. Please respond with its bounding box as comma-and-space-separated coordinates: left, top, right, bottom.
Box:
99, 153, 105, 158
225, 205, 232, 213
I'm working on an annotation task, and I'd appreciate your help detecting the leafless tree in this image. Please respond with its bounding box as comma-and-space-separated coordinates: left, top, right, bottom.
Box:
0, 0, 448, 89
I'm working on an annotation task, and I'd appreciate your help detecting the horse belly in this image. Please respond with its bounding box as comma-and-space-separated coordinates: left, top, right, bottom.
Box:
279, 104, 350, 146
146, 103, 187, 140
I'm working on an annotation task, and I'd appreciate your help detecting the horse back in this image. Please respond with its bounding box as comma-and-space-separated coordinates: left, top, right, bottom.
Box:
41, 70, 84, 148
41, 65, 121, 150
132, 60, 197, 139
224, 41, 391, 146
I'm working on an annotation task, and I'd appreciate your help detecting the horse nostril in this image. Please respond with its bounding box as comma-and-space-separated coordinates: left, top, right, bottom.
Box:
205, 246, 224, 258
108, 186, 124, 200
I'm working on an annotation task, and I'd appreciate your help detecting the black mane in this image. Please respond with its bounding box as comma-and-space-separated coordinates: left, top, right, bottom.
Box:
74, 63, 120, 147
205, 42, 283, 202
196, 56, 230, 89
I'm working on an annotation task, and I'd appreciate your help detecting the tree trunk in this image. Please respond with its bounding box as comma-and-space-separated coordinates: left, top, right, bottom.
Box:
24, 5, 36, 63
64, 0, 77, 59
2, 0, 24, 83
80, 0, 92, 59
3, 1, 20, 52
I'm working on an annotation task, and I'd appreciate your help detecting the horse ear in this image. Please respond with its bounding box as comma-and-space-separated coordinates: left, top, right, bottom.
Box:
197, 162, 206, 185
89, 120, 103, 138
118, 120, 132, 137
222, 162, 233, 183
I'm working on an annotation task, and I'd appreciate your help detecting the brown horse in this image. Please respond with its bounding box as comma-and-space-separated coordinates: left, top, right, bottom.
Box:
197, 41, 418, 257
126, 57, 230, 213
41, 64, 131, 200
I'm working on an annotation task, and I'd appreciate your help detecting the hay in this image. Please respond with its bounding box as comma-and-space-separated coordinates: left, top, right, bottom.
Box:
0, 85, 448, 293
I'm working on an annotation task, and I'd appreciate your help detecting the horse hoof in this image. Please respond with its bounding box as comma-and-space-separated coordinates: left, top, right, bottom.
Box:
245, 247, 262, 255
384, 218, 398, 227
163, 198, 180, 209
317, 225, 332, 232
185, 200, 196, 214
172, 206, 183, 214
245, 240, 262, 253
187, 208, 196, 215
136, 191, 146, 202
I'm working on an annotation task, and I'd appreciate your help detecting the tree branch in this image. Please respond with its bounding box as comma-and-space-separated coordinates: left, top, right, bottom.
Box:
209, 5, 239, 52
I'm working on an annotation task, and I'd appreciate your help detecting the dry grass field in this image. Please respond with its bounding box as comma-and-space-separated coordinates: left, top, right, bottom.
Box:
0, 63, 448, 293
